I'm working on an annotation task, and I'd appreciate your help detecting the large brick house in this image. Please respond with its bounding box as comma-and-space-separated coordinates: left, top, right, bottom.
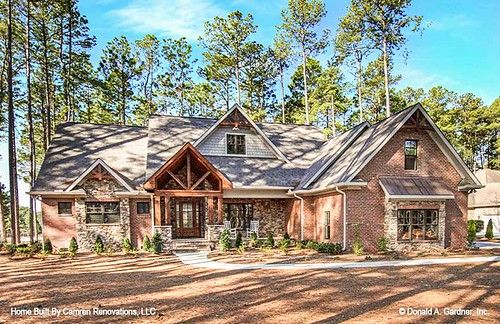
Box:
30, 103, 482, 252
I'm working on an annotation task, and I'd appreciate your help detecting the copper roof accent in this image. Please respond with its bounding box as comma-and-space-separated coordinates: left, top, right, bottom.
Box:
379, 176, 454, 198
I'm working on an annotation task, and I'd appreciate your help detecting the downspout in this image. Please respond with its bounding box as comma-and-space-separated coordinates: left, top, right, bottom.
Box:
293, 192, 304, 241
334, 186, 347, 251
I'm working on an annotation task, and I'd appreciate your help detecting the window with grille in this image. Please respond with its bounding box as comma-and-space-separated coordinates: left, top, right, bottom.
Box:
86, 202, 120, 224
223, 203, 253, 229
404, 140, 418, 170
397, 209, 438, 241
136, 202, 150, 214
324, 211, 331, 239
226, 134, 246, 155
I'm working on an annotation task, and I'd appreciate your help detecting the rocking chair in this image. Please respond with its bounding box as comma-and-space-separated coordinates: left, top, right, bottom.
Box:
223, 220, 237, 240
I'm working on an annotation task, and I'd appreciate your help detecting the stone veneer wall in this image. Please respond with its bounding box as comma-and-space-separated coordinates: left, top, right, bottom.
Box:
154, 226, 173, 251
74, 175, 131, 252
384, 200, 446, 250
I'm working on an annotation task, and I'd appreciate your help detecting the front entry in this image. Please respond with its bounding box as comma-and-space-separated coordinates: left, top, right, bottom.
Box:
172, 198, 205, 238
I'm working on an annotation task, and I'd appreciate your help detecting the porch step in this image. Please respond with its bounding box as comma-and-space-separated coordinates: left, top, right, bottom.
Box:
172, 239, 214, 252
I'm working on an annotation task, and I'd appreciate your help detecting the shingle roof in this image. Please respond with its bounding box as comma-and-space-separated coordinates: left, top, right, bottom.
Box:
379, 176, 454, 197
33, 123, 148, 191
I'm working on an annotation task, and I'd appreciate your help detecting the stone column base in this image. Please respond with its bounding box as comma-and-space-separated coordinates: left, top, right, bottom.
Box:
206, 224, 225, 242
154, 226, 173, 252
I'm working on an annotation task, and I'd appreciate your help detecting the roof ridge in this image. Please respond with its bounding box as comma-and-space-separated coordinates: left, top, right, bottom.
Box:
368, 103, 420, 128
56, 121, 147, 129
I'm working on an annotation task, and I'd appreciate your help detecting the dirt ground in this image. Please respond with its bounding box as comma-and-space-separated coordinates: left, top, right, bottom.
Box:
0, 253, 498, 324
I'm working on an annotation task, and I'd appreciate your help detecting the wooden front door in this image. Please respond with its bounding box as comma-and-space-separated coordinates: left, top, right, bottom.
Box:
172, 199, 204, 238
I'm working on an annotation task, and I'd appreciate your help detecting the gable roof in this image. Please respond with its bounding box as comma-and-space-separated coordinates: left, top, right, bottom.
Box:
66, 158, 135, 192
304, 103, 482, 191
194, 104, 289, 162
32, 123, 148, 192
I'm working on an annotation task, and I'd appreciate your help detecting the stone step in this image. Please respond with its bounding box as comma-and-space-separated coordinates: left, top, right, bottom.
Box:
172, 239, 213, 252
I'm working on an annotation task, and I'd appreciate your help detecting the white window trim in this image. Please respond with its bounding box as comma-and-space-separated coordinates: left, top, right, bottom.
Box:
225, 133, 247, 156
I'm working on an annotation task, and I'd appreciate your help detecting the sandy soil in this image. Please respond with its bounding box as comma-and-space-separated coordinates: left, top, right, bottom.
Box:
0, 253, 498, 323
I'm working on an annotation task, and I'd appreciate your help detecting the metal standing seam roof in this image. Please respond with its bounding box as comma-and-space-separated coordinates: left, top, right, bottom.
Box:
379, 176, 454, 197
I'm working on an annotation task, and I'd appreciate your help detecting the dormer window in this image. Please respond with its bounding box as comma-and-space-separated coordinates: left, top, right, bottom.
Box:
226, 134, 246, 155
404, 140, 418, 170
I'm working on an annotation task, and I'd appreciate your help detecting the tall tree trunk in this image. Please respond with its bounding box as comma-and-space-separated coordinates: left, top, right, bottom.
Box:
7, 0, 20, 244
41, 17, 53, 144
382, 36, 390, 117
26, 0, 36, 243
235, 64, 241, 106
280, 65, 285, 123
68, 1, 73, 122
331, 95, 336, 137
356, 55, 363, 123
0, 183, 5, 242
301, 50, 310, 125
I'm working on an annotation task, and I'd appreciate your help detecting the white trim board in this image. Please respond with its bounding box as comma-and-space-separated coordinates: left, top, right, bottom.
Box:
65, 158, 134, 192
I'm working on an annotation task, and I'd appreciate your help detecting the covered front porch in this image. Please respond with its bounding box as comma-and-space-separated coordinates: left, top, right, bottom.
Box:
144, 143, 233, 249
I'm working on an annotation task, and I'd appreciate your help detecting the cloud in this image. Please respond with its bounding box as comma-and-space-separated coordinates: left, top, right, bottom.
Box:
428, 14, 478, 32
396, 66, 459, 90
110, 0, 225, 40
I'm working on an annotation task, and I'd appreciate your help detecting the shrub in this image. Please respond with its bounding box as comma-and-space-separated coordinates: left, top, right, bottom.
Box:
472, 220, 485, 233
305, 240, 318, 250
237, 244, 245, 254
30, 242, 42, 254
249, 232, 258, 248
143, 235, 152, 252
219, 229, 231, 252
265, 232, 275, 248
466, 220, 477, 247
283, 232, 290, 240
316, 242, 342, 254
123, 238, 133, 253
377, 236, 389, 252
94, 237, 104, 255
151, 232, 164, 253
42, 239, 53, 254
485, 219, 494, 240
352, 224, 364, 256
5, 243, 16, 254
278, 237, 291, 250
294, 240, 304, 249
235, 232, 243, 248
69, 237, 78, 256
16, 245, 32, 255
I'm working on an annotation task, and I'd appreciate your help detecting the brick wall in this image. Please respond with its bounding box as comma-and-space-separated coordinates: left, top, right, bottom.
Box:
347, 127, 468, 251
130, 198, 152, 249
41, 198, 77, 250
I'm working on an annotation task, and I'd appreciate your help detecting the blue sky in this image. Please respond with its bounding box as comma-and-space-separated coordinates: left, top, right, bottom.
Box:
1, 0, 499, 206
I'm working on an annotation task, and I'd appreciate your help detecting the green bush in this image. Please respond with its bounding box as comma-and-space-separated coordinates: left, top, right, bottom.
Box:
305, 240, 318, 250
143, 235, 152, 252
377, 236, 389, 252
219, 229, 231, 252
249, 232, 258, 248
283, 232, 290, 240
466, 220, 477, 247
316, 242, 342, 254
235, 232, 243, 248
294, 240, 304, 249
42, 239, 53, 254
94, 237, 104, 255
472, 220, 484, 233
16, 245, 32, 255
123, 238, 133, 253
278, 237, 291, 250
151, 232, 163, 254
352, 224, 364, 256
237, 244, 245, 254
5, 243, 16, 254
265, 232, 275, 248
30, 242, 42, 254
485, 219, 494, 240
69, 237, 78, 256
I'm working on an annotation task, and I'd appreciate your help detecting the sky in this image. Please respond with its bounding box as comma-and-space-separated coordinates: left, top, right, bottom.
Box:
1, 0, 499, 207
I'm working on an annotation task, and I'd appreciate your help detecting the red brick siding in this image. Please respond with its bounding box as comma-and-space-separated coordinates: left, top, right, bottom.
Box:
41, 198, 77, 250
129, 199, 152, 249
347, 127, 468, 251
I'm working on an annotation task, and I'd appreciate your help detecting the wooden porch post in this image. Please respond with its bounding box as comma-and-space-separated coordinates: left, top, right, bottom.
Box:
154, 195, 161, 226
207, 195, 214, 224
217, 195, 223, 224
165, 196, 171, 225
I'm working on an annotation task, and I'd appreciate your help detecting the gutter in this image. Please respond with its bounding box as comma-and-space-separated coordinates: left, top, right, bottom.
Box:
292, 192, 305, 241
334, 186, 347, 251
290, 182, 367, 196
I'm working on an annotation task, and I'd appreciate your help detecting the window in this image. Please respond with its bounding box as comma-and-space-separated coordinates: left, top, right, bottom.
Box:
324, 211, 331, 239
58, 202, 72, 215
397, 209, 438, 241
404, 140, 418, 170
136, 202, 150, 214
86, 202, 120, 224
223, 203, 253, 229
226, 134, 246, 155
